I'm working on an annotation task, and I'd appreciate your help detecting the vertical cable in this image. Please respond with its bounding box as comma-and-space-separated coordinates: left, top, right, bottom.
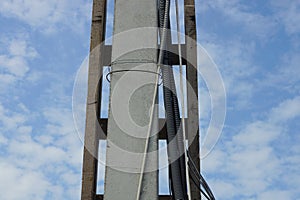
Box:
136, 0, 171, 198
135, 67, 161, 200
159, 0, 187, 199
174, 0, 191, 199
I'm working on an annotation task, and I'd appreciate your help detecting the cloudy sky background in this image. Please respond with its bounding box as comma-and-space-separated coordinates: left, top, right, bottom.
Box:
0, 0, 299, 199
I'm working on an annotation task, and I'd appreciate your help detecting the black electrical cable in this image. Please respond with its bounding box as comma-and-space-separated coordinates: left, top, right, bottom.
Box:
168, 164, 175, 200
168, 63, 188, 199
190, 166, 214, 199
158, 0, 188, 199
187, 152, 216, 200
190, 171, 214, 200
188, 164, 213, 200
189, 172, 211, 200
159, 7, 183, 200
162, 62, 186, 200
159, 1, 214, 200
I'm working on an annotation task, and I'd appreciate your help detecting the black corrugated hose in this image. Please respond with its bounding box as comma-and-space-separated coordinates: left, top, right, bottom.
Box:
158, 0, 188, 199
158, 1, 216, 199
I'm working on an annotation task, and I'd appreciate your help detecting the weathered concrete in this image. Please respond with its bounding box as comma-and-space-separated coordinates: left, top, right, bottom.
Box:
103, 0, 158, 199
98, 118, 188, 140
81, 0, 107, 199
97, 194, 173, 200
184, 0, 201, 199
81, 0, 200, 199
101, 44, 187, 66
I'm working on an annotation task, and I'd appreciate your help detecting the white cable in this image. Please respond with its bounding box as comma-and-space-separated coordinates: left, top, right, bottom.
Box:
135, 65, 160, 200
136, 0, 170, 198
175, 0, 191, 199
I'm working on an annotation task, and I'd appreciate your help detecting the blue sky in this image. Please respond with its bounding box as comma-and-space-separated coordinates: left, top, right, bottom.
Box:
0, 0, 299, 199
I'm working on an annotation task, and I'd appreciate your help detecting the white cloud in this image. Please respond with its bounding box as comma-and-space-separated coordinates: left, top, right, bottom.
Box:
0, 107, 83, 199
269, 96, 300, 123
203, 95, 300, 199
200, 38, 256, 109
40, 105, 83, 167
201, 148, 224, 173
264, 52, 300, 93
0, 134, 8, 145
43, 107, 75, 135
0, 37, 38, 91
0, 161, 51, 200
8, 39, 37, 58
258, 190, 293, 200
0, 73, 16, 86
0, 0, 92, 34
0, 68, 83, 199
0, 103, 27, 131
271, 0, 300, 35
232, 121, 280, 147
8, 140, 66, 167
209, 180, 236, 199
200, 0, 277, 39
0, 55, 29, 77
0, 1, 91, 199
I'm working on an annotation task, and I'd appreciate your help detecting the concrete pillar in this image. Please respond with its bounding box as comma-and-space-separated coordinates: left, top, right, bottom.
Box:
184, 0, 201, 199
81, 0, 106, 199
103, 0, 158, 199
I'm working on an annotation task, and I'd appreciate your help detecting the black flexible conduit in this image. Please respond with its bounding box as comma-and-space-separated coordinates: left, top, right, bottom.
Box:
159, 1, 215, 200
169, 62, 188, 198
158, 0, 188, 199
187, 152, 216, 200
168, 60, 188, 199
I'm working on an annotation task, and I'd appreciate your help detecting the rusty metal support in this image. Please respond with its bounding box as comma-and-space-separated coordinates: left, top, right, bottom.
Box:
81, 0, 107, 199
184, 0, 200, 199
